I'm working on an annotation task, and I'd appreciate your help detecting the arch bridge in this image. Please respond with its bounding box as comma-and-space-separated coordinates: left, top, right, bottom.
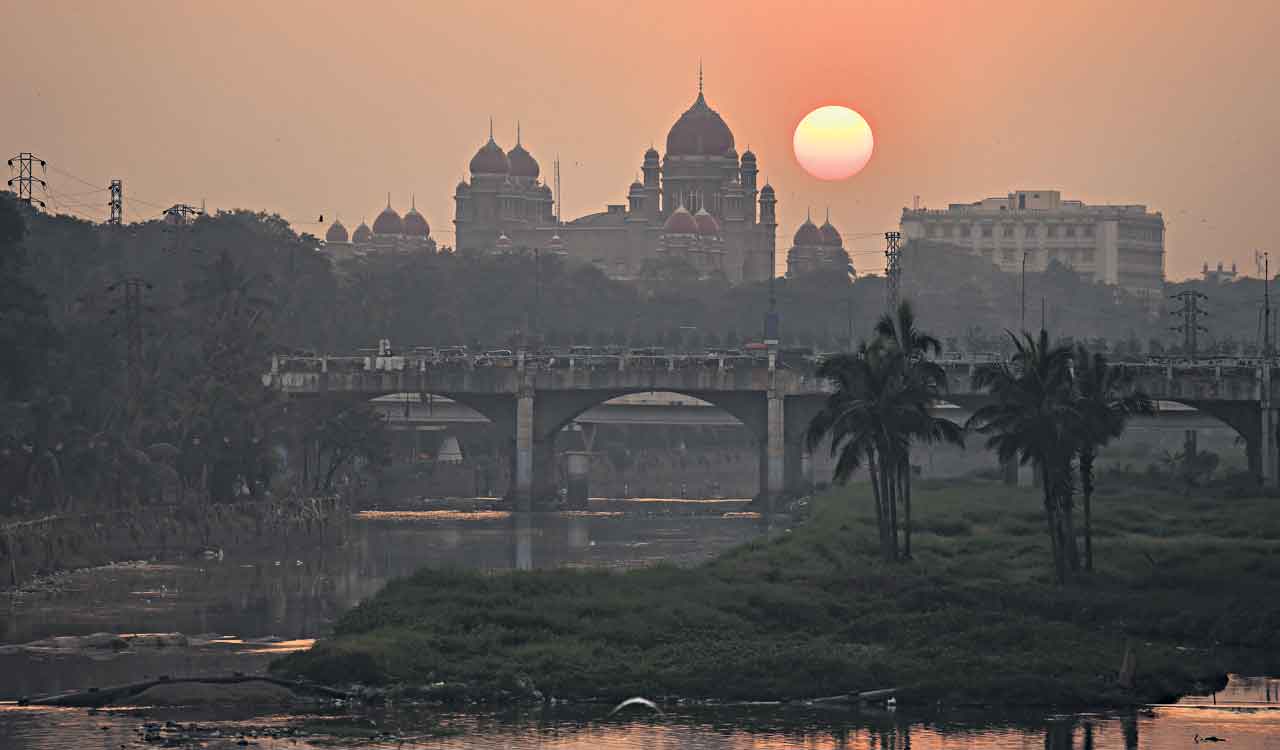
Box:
264, 353, 1280, 507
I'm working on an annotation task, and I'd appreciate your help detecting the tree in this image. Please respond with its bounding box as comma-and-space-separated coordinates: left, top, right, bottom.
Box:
1073, 345, 1154, 572
806, 304, 960, 561
872, 301, 963, 558
969, 330, 1081, 584
314, 403, 392, 491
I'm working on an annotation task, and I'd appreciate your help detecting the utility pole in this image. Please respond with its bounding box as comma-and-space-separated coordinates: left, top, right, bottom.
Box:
1170, 290, 1208, 361
884, 231, 902, 313
765, 231, 779, 345
6, 153, 48, 207
1265, 252, 1272, 358
553, 156, 561, 225
1020, 250, 1029, 332
107, 276, 154, 425
108, 179, 123, 225
163, 203, 203, 253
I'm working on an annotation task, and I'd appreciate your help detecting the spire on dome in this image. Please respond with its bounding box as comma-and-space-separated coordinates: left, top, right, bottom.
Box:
517, 120, 521, 145
698, 58, 703, 94
489, 116, 493, 140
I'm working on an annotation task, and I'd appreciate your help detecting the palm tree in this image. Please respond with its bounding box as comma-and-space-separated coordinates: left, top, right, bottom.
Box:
1073, 345, 1154, 572
806, 307, 962, 561
873, 302, 964, 558
968, 330, 1080, 584
805, 343, 899, 559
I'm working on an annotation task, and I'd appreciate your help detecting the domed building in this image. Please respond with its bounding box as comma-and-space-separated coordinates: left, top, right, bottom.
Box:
323, 194, 437, 259
453, 73, 777, 282
787, 209, 853, 278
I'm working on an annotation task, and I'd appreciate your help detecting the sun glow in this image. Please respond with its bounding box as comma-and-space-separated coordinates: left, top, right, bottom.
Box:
793, 105, 875, 181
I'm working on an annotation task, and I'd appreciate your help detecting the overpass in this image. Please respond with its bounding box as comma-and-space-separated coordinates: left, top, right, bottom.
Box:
264, 352, 1280, 507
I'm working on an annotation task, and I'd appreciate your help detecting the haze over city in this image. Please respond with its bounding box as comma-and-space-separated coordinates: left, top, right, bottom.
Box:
4, 3, 1280, 749
5, 0, 1278, 278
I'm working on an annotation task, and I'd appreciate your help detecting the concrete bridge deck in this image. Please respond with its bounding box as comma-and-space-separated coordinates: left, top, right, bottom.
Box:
265, 353, 1280, 506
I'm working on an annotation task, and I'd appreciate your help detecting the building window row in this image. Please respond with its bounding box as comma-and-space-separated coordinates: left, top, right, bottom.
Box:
925, 221, 1097, 240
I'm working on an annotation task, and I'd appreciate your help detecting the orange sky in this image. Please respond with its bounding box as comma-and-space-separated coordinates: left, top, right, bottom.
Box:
5, 0, 1277, 280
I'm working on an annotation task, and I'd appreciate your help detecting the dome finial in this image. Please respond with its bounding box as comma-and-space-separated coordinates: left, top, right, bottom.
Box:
489, 116, 494, 141
411, 193, 416, 210
825, 206, 830, 222
516, 120, 521, 145
386, 192, 391, 208
698, 58, 703, 94
807, 206, 812, 222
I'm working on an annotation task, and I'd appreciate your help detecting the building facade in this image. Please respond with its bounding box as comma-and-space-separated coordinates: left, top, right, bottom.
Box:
899, 190, 1164, 304
453, 81, 778, 283
324, 195, 437, 260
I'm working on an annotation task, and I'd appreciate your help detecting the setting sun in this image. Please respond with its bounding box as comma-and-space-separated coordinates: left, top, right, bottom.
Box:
793, 105, 875, 181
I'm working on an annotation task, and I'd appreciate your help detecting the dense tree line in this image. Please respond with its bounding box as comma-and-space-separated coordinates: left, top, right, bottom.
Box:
2, 197, 1257, 517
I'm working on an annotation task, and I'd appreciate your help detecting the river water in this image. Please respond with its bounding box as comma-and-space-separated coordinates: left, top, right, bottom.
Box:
0, 500, 1275, 749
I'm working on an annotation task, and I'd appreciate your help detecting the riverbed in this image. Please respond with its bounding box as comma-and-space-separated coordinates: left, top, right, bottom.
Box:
0, 500, 1275, 749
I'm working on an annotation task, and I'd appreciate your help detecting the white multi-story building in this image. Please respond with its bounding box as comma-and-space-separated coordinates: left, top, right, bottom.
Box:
900, 190, 1164, 305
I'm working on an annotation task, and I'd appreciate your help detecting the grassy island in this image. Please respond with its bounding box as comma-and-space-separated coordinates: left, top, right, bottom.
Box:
274, 480, 1280, 706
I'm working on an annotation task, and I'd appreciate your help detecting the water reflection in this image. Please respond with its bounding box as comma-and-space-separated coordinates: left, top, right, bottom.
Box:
3, 700, 1276, 750
0, 506, 766, 700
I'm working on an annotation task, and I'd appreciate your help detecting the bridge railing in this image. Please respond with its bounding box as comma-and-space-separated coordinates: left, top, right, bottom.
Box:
269, 353, 1273, 384
270, 352, 793, 376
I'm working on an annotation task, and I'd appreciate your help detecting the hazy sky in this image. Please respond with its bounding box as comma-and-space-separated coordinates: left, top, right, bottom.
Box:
5, 1, 1277, 280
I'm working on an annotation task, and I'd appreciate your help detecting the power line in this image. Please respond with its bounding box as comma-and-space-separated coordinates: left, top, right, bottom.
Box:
106, 276, 154, 426
884, 231, 902, 312
109, 180, 123, 226
1170, 290, 1208, 360
163, 204, 204, 253
7, 153, 48, 207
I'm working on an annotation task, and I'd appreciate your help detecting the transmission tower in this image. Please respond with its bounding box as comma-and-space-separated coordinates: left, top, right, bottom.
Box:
108, 179, 123, 225
107, 276, 154, 422
6, 152, 48, 207
163, 203, 203, 252
884, 231, 902, 313
1169, 290, 1208, 361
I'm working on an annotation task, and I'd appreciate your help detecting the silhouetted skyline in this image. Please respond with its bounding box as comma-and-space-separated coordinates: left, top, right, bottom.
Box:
4, 1, 1277, 279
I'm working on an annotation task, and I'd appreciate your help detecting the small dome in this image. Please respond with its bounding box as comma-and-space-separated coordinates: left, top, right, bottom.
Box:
760, 183, 776, 199
470, 137, 509, 175
372, 201, 402, 235
666, 91, 735, 157
629, 179, 644, 194
403, 202, 430, 237
694, 207, 720, 236
455, 180, 470, 194
794, 215, 822, 246
741, 149, 757, 163
508, 142, 540, 179
325, 219, 348, 243
352, 221, 372, 243
644, 146, 659, 160
663, 205, 698, 234
820, 217, 842, 247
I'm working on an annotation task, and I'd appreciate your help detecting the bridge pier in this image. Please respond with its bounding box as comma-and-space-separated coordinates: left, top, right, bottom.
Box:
765, 394, 785, 507
514, 392, 534, 511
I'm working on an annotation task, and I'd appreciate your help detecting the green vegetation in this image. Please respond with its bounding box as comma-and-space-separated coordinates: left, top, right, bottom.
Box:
806, 302, 964, 561
274, 480, 1279, 706
969, 332, 1154, 584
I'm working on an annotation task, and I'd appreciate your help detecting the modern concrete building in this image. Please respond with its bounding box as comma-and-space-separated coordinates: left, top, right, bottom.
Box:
900, 189, 1164, 305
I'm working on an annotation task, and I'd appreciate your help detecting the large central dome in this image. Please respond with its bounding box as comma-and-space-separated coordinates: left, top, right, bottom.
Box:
666, 90, 735, 157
